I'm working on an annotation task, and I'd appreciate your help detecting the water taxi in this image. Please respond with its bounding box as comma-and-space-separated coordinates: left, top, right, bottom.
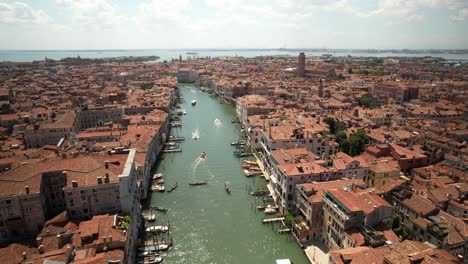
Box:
200, 151, 206, 159
191, 100, 197, 106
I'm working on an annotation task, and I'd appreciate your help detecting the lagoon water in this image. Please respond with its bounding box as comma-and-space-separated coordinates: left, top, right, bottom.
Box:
145, 84, 309, 264
1, 49, 467, 62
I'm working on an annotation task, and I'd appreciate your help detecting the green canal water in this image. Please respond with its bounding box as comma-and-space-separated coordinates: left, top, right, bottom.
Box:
146, 84, 309, 264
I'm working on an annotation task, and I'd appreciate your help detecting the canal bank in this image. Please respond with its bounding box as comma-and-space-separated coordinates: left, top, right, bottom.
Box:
145, 84, 309, 264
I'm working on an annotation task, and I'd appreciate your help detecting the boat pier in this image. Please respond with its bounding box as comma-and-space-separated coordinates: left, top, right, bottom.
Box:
263, 217, 285, 224
167, 136, 185, 142
163, 148, 182, 153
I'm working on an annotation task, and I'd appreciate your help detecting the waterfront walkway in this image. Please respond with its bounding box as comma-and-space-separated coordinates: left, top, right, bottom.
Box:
253, 152, 270, 181
303, 240, 329, 264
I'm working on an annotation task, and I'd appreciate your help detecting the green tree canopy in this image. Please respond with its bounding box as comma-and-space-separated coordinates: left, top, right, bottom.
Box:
357, 96, 372, 108
323, 117, 337, 134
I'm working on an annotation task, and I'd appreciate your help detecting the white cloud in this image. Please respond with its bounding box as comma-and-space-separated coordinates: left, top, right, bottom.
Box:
55, 0, 124, 30
368, 0, 468, 21
138, 0, 192, 24
0, 2, 50, 24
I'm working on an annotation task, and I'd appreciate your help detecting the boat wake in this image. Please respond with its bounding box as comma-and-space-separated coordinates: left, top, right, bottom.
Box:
213, 118, 222, 127
192, 129, 200, 139
192, 157, 204, 177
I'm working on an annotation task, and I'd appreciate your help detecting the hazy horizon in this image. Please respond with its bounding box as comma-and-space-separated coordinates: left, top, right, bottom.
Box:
1, 0, 467, 50
1, 47, 468, 51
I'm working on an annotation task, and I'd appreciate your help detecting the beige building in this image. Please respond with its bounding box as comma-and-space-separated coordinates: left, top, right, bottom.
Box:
76, 106, 123, 131
321, 188, 393, 250
295, 179, 364, 242
24, 112, 76, 148
0, 149, 141, 254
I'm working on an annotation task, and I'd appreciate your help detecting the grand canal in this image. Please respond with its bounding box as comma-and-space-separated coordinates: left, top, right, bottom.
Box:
145, 84, 309, 264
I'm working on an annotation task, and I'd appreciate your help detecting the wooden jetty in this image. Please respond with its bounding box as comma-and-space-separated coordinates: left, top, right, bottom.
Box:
163, 148, 182, 153
262, 217, 285, 224
167, 136, 185, 142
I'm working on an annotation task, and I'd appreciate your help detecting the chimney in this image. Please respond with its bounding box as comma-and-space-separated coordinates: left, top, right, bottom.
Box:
36, 236, 42, 246
447, 193, 453, 201
97, 177, 102, 184
22, 252, 27, 260
25, 186, 30, 194
104, 160, 109, 170
38, 245, 44, 254
72, 180, 78, 188
104, 173, 110, 183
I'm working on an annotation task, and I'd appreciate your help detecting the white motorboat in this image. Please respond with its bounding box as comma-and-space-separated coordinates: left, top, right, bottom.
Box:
138, 256, 163, 264
192, 100, 196, 106
138, 243, 170, 252
138, 251, 158, 258
151, 184, 165, 192
264, 205, 277, 214
153, 173, 163, 180
146, 225, 169, 233
143, 213, 156, 222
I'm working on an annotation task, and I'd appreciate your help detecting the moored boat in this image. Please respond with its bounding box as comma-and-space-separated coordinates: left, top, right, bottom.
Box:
151, 183, 165, 192
189, 180, 208, 186
152, 206, 168, 212
138, 243, 171, 252
137, 256, 163, 264
146, 225, 169, 233
152, 173, 163, 180
191, 100, 196, 106
167, 183, 178, 192
264, 205, 277, 214
143, 213, 156, 222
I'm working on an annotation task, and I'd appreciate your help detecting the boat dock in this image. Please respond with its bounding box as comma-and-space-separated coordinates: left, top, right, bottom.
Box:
163, 148, 182, 153
262, 217, 284, 224
253, 153, 270, 181
168, 136, 185, 142
278, 228, 291, 233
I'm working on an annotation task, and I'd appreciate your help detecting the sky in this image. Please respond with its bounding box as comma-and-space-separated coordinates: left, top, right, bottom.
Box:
0, 0, 467, 50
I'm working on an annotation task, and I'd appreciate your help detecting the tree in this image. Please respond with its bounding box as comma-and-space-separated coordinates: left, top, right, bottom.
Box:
357, 96, 372, 108
284, 211, 294, 227
348, 129, 369, 156
358, 70, 369, 75
348, 68, 353, 74
336, 131, 348, 143
340, 139, 350, 154
323, 117, 337, 134
337, 73, 345, 80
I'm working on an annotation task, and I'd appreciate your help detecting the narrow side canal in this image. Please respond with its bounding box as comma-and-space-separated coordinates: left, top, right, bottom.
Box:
146, 84, 309, 264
